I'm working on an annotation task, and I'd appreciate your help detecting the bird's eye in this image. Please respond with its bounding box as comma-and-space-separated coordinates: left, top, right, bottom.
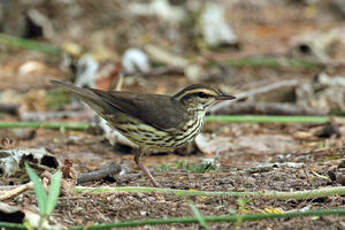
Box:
197, 92, 210, 98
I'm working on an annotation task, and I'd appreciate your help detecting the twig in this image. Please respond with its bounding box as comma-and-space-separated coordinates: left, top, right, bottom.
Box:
145, 45, 189, 68
212, 102, 327, 116
143, 66, 184, 77
115, 73, 124, 91
11, 128, 36, 141
77, 162, 122, 184
310, 170, 330, 180
72, 186, 345, 200
0, 182, 34, 201
0, 33, 62, 55
209, 79, 300, 113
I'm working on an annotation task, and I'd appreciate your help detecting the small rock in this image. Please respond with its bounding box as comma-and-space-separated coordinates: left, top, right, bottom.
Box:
338, 160, 345, 169
140, 210, 147, 216
316, 124, 340, 138
196, 134, 298, 155
122, 48, 151, 74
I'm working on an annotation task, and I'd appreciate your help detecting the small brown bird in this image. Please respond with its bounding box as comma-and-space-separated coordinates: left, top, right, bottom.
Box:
51, 80, 235, 187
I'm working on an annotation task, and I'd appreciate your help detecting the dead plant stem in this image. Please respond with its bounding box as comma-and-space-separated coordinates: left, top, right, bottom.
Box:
72, 186, 345, 200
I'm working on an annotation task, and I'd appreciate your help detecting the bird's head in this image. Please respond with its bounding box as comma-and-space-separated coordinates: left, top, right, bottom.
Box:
173, 84, 236, 112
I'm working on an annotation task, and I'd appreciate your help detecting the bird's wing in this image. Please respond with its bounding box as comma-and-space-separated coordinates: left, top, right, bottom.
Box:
90, 89, 187, 131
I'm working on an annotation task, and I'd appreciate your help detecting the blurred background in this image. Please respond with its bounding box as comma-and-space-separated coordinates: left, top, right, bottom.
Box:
1, 0, 345, 112
2, 0, 345, 227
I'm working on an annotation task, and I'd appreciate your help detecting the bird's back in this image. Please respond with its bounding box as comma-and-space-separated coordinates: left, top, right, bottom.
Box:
89, 89, 189, 132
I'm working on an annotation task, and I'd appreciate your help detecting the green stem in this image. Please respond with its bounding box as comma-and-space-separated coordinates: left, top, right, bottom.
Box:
189, 202, 210, 230
0, 222, 26, 230
0, 122, 89, 130
69, 208, 345, 229
205, 115, 342, 123
207, 57, 322, 69
0, 115, 343, 131
72, 186, 345, 200
2, 208, 345, 229
38, 215, 47, 230
0, 33, 62, 55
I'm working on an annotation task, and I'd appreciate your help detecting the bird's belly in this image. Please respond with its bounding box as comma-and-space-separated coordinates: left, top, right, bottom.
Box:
105, 114, 172, 149
120, 124, 172, 149
104, 113, 203, 150
155, 116, 204, 149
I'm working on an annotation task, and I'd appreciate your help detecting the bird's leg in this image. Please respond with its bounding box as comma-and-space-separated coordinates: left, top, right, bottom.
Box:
134, 148, 161, 187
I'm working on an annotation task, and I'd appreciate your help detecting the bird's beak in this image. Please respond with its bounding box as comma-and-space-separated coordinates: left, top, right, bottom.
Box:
216, 94, 236, 100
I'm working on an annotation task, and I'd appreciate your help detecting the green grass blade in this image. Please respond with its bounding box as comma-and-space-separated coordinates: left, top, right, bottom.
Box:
189, 203, 209, 230
25, 163, 48, 215
73, 185, 345, 200
0, 122, 90, 130
2, 115, 345, 132
66, 208, 345, 229
205, 115, 333, 123
0, 33, 62, 55
0, 221, 26, 229
46, 170, 62, 215
2, 208, 345, 229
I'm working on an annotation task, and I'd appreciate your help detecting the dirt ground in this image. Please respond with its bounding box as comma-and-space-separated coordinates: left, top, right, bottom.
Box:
2, 121, 345, 229
1, 0, 345, 229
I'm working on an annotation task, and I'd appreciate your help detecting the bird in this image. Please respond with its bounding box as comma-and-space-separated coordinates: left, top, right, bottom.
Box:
51, 80, 236, 187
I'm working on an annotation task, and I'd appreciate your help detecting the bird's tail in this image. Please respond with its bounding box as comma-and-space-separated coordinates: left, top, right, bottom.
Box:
50, 80, 111, 115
